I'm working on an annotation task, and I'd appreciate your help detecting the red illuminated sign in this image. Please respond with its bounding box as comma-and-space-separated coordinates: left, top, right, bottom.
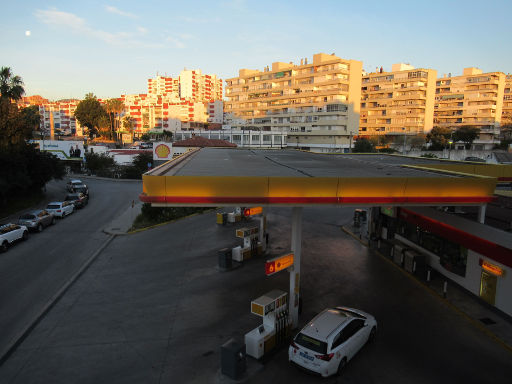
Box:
265, 253, 294, 276
243, 206, 263, 217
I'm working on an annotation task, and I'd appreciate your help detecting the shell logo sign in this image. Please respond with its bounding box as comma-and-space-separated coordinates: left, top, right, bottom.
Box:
153, 142, 173, 161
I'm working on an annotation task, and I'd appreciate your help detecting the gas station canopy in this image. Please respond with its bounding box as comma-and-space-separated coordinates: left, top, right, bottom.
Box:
140, 149, 498, 207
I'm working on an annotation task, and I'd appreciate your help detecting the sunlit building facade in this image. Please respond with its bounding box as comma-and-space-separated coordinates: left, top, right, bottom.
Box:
225, 53, 362, 152
434, 68, 506, 148
502, 74, 512, 127
360, 64, 437, 136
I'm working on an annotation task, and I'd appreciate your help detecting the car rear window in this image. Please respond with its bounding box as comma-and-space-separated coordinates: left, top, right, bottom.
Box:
20, 214, 36, 219
47, 204, 60, 209
295, 333, 327, 354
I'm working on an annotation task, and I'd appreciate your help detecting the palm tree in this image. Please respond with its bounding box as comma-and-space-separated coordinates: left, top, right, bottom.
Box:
111, 98, 125, 140
0, 67, 25, 102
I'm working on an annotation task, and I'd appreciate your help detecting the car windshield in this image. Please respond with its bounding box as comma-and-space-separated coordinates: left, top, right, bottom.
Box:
47, 204, 60, 209
20, 214, 36, 219
295, 333, 327, 354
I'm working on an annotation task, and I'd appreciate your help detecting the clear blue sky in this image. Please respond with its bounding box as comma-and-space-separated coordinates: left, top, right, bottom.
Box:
2, 0, 511, 100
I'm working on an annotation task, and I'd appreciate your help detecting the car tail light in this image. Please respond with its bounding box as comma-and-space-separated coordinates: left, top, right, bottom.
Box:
57, 210, 61, 213
315, 353, 334, 361
290, 340, 298, 353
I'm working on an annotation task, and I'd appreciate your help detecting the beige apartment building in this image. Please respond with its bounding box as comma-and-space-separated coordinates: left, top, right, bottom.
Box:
225, 53, 363, 152
503, 74, 512, 127
360, 64, 437, 137
435, 68, 506, 148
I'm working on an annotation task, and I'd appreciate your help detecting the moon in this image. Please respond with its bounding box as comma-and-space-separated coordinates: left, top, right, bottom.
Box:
25, 30, 31, 37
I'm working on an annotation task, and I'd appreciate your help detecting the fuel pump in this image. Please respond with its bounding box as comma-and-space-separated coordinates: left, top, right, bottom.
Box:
245, 290, 290, 359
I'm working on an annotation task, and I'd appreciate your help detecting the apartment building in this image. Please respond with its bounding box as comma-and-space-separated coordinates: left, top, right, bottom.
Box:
435, 68, 506, 149
502, 74, 512, 127
360, 64, 437, 137
147, 76, 180, 99
122, 93, 207, 136
207, 100, 224, 124
38, 100, 82, 137
179, 69, 223, 102
225, 53, 363, 153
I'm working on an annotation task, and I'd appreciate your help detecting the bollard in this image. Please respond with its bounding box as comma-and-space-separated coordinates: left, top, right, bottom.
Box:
443, 281, 447, 298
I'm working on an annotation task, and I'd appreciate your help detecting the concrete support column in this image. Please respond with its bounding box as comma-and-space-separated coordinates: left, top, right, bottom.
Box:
289, 207, 302, 329
478, 204, 487, 224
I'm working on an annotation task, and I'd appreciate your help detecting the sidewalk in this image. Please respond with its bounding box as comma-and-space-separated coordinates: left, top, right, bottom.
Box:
342, 224, 512, 352
103, 200, 143, 235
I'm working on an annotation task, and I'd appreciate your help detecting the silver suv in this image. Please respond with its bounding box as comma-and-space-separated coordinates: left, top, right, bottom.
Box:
18, 209, 56, 232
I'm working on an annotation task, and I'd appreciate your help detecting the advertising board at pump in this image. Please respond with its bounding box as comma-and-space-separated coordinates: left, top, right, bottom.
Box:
33, 140, 85, 160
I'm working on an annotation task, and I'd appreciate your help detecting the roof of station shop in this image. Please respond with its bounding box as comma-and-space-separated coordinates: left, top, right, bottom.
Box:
140, 148, 498, 206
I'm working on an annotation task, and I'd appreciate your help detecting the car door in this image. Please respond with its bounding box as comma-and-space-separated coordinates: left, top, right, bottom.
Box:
347, 319, 367, 358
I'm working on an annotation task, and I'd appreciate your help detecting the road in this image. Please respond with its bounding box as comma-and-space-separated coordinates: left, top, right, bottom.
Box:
0, 177, 142, 362
0, 204, 510, 383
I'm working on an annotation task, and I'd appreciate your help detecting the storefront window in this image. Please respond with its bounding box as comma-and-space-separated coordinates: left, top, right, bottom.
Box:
396, 217, 467, 277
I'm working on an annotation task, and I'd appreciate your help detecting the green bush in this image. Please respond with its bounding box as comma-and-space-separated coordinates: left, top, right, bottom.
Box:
84, 152, 115, 174
131, 204, 211, 230
420, 153, 438, 159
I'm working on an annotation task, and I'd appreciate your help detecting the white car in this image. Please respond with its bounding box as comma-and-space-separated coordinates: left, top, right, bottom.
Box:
46, 201, 74, 218
67, 179, 84, 192
0, 223, 29, 252
289, 307, 377, 378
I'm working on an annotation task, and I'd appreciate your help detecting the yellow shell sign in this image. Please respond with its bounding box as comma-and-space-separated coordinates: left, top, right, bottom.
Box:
154, 143, 171, 159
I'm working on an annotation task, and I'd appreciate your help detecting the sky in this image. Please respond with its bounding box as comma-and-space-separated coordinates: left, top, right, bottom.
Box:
1, 0, 511, 101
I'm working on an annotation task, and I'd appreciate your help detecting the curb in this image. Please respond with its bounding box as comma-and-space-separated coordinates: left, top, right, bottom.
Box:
341, 226, 512, 354
0, 234, 116, 366
69, 174, 142, 182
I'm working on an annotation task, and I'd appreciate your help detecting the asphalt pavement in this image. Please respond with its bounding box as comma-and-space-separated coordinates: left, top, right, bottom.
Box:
0, 176, 142, 366
0, 204, 511, 384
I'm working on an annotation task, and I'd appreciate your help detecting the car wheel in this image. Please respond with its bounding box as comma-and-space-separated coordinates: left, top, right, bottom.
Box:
22, 231, 28, 240
368, 326, 376, 343
337, 357, 347, 376
1, 241, 8, 253
37, 224, 43, 232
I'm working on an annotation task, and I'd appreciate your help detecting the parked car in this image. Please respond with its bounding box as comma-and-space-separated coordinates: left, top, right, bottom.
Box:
0, 223, 28, 252
464, 156, 486, 163
65, 192, 88, 209
67, 179, 87, 192
72, 184, 89, 196
46, 201, 74, 218
289, 307, 377, 378
17, 209, 55, 232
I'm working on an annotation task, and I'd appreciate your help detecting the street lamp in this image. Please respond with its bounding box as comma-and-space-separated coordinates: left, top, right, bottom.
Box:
402, 127, 407, 155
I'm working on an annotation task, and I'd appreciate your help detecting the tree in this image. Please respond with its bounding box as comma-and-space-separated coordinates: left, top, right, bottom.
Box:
453, 125, 480, 149
409, 134, 426, 150
74, 93, 107, 138
122, 115, 135, 136
104, 98, 125, 142
0, 67, 27, 148
426, 126, 452, 150
0, 67, 24, 101
20, 105, 40, 134
353, 138, 375, 153
0, 68, 64, 213
97, 115, 111, 139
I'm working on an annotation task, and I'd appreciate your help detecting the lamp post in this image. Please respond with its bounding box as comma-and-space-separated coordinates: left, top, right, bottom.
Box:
448, 131, 453, 160
402, 127, 407, 155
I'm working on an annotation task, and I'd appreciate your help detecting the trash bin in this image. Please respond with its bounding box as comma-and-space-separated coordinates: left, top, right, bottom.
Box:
221, 338, 246, 380
218, 248, 232, 269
